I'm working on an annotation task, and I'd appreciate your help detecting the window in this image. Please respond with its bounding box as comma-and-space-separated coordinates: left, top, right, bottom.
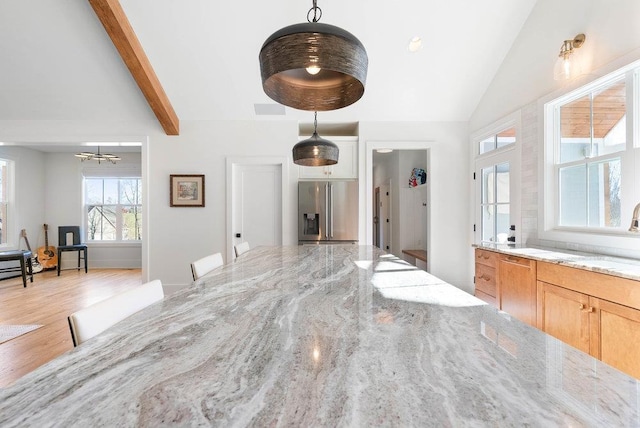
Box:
479, 128, 516, 155
85, 178, 142, 241
474, 120, 519, 244
556, 79, 625, 228
481, 162, 511, 242
0, 159, 12, 246
545, 62, 640, 238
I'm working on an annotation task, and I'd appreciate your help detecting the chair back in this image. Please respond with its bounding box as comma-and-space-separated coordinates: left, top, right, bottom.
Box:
191, 253, 224, 281
59, 226, 81, 246
234, 242, 250, 257
68, 279, 164, 346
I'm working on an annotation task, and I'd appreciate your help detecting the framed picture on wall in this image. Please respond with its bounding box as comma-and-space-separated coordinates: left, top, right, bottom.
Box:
170, 174, 205, 207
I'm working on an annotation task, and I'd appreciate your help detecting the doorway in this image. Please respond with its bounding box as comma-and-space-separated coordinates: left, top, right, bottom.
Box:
366, 142, 431, 269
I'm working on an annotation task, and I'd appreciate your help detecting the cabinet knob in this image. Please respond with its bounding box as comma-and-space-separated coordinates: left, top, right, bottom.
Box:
580, 305, 595, 313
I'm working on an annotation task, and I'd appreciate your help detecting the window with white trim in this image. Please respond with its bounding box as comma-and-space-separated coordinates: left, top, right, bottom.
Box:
0, 159, 13, 246
85, 177, 142, 241
545, 62, 639, 235
474, 124, 519, 244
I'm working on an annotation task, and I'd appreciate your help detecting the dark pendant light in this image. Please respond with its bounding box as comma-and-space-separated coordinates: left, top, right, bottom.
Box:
259, 0, 368, 111
293, 112, 338, 166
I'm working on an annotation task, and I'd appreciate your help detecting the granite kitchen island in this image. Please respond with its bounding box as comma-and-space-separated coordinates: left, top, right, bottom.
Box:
1, 245, 639, 426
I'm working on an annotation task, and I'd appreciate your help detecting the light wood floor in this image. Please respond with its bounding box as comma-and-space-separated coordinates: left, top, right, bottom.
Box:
0, 268, 142, 387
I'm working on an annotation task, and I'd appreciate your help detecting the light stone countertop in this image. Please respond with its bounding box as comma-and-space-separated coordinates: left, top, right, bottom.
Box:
1, 245, 639, 426
476, 243, 640, 282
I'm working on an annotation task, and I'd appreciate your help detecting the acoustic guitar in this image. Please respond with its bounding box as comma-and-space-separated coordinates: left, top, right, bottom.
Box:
36, 224, 58, 270
20, 229, 44, 273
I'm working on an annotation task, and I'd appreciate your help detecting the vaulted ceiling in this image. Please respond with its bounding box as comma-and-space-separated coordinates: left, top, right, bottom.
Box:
0, 0, 538, 128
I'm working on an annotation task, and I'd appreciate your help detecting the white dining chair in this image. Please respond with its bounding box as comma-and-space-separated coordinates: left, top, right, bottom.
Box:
234, 242, 250, 258
68, 279, 164, 346
190, 252, 224, 281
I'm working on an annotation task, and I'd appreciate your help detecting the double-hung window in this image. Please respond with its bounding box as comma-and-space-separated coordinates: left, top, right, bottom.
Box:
555, 79, 625, 228
85, 178, 142, 241
544, 60, 640, 246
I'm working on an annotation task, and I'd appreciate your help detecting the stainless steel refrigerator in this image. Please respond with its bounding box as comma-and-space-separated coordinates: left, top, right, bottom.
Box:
298, 181, 358, 243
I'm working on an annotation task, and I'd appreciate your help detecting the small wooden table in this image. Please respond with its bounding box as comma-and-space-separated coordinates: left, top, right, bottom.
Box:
0, 250, 34, 288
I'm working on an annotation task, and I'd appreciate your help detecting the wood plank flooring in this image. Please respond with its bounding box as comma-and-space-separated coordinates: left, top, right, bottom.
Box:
0, 268, 142, 387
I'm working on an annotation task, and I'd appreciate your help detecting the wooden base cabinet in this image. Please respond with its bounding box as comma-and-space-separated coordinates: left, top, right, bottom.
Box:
498, 255, 537, 327
474, 249, 498, 307
538, 262, 640, 379
593, 298, 640, 379
537, 282, 590, 354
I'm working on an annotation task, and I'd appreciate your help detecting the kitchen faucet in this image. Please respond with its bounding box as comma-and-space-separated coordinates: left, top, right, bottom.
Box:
630, 202, 640, 232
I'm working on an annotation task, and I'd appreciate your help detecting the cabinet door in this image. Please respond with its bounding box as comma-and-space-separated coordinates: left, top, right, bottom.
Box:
298, 140, 358, 179
537, 281, 590, 354
591, 298, 640, 379
498, 255, 536, 326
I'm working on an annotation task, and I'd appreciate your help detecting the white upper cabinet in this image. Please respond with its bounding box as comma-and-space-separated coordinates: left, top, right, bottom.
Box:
298, 138, 358, 180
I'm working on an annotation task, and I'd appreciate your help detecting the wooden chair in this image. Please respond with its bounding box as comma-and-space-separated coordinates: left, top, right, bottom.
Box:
68, 279, 164, 346
234, 242, 250, 258
190, 253, 224, 281
57, 226, 88, 276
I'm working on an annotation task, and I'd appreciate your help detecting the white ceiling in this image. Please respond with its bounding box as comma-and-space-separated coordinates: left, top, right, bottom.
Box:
0, 0, 538, 127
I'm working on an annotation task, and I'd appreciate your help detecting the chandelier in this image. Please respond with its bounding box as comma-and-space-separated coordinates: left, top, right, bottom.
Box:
74, 146, 121, 164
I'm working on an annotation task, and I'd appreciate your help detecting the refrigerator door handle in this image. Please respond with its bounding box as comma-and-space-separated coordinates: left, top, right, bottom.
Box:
330, 183, 334, 238
325, 183, 329, 238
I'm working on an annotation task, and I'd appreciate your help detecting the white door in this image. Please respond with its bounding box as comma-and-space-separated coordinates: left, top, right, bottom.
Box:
231, 163, 282, 259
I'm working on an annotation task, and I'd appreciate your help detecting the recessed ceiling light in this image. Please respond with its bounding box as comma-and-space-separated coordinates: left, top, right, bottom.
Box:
376, 149, 393, 154
408, 36, 423, 53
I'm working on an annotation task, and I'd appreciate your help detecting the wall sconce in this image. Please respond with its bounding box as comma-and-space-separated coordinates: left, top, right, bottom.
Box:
554, 33, 586, 81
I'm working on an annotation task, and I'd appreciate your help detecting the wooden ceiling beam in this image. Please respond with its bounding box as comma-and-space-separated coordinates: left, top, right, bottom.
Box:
88, 0, 179, 135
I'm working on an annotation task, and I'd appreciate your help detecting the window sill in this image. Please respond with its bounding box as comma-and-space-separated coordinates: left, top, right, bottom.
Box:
537, 227, 640, 256
86, 241, 142, 248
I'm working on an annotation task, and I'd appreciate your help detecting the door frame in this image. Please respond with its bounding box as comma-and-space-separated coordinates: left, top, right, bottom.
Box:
226, 156, 290, 261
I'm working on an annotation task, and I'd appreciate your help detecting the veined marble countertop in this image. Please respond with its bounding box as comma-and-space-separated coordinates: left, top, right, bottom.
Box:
476, 243, 640, 282
1, 245, 639, 426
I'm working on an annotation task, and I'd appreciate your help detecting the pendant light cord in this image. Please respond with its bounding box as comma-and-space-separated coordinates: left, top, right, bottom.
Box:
307, 0, 322, 23
313, 111, 318, 135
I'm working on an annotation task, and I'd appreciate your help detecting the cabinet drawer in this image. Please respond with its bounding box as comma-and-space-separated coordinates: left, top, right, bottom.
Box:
475, 249, 498, 268
538, 262, 640, 311
500, 254, 535, 268
475, 263, 496, 297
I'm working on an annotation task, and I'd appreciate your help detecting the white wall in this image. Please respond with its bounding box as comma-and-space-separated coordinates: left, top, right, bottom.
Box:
45, 152, 143, 270
470, 0, 640, 259
470, 0, 640, 131
147, 120, 299, 288
0, 146, 45, 251
397, 150, 428, 258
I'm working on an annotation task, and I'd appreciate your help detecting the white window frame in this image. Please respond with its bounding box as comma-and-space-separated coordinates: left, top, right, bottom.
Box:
472, 112, 522, 244
0, 158, 15, 248
541, 60, 640, 250
84, 177, 142, 243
